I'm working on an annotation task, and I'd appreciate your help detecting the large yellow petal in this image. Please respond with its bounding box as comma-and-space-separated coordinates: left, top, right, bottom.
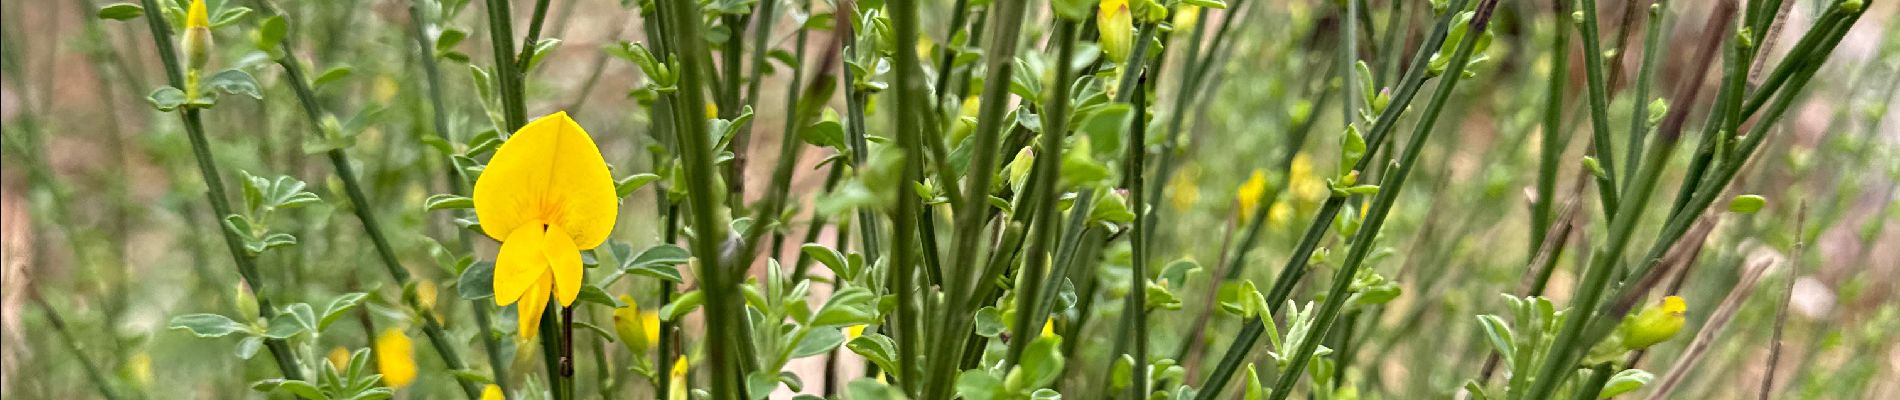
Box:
472, 111, 619, 248
494, 224, 548, 306
516, 274, 551, 340
545, 224, 583, 307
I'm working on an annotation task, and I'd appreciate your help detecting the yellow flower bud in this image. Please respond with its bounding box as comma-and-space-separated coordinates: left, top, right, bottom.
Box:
1005, 147, 1036, 192
1098, 0, 1134, 63
375, 329, 418, 388
182, 0, 213, 69
668, 355, 691, 400
846, 324, 867, 340
481, 384, 505, 400
1620, 296, 1687, 350
612, 295, 651, 354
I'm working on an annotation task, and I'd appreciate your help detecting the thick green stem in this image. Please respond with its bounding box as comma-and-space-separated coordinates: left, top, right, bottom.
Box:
923, 0, 1029, 394
656, 0, 745, 396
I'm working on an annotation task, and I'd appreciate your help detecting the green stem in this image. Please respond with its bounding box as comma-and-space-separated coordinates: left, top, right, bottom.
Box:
1574, 0, 1622, 212
31, 292, 125, 400
132, 0, 305, 381
1621, 1, 1667, 186
484, 0, 527, 130
656, 0, 746, 396
1531, 0, 1569, 258
1000, 17, 1080, 375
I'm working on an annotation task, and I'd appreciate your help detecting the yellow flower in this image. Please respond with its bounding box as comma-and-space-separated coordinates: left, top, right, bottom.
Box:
1236, 169, 1269, 220
328, 346, 352, 369
668, 355, 691, 400
1098, 0, 1134, 63
613, 295, 653, 354
474, 111, 619, 339
1621, 296, 1687, 350
481, 384, 505, 400
1041, 320, 1057, 338
705, 103, 719, 119
375, 329, 417, 388
846, 324, 867, 340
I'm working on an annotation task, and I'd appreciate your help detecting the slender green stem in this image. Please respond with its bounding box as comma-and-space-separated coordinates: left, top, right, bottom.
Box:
1574, 0, 1622, 212
516, 0, 552, 68
1122, 72, 1153, 399
26, 292, 119, 400
1263, 3, 1498, 399
1621, 1, 1667, 186
1000, 17, 1080, 374
1531, 0, 1569, 258
132, 0, 305, 381
484, 0, 527, 130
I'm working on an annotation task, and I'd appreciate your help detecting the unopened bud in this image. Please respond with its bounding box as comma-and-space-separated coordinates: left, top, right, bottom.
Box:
182, 0, 213, 69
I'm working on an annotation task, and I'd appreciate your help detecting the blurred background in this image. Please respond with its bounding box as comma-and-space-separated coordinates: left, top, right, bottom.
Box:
2, 0, 1897, 398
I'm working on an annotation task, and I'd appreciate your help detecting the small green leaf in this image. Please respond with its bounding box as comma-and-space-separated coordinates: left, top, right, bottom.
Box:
274, 379, 324, 399
148, 86, 187, 111
435, 29, 469, 53
97, 3, 144, 20
789, 327, 845, 359
800, 244, 849, 280
203, 69, 264, 100
809, 287, 879, 327
845, 334, 900, 381
577, 285, 623, 307
312, 65, 354, 91
973, 306, 1006, 337
255, 16, 288, 53
1015, 335, 1065, 389
425, 194, 475, 210
458, 261, 495, 300
661, 290, 704, 321
169, 313, 247, 337
319, 292, 368, 331
1599, 369, 1653, 398
264, 314, 305, 339
954, 370, 1005, 400
616, 173, 662, 198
